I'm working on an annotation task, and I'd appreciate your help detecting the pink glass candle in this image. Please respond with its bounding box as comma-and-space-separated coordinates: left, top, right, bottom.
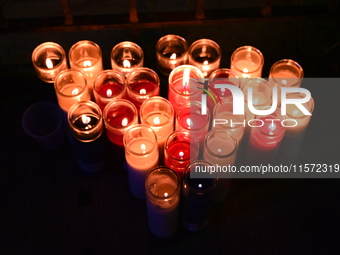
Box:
69, 40, 103, 92
188, 39, 221, 78
176, 101, 210, 149
124, 124, 159, 199
246, 110, 286, 165
231, 46, 264, 79
126, 67, 160, 109
269, 59, 304, 88
168, 65, 204, 112
103, 99, 138, 148
32, 42, 68, 83
93, 70, 126, 111
54, 69, 91, 113
164, 131, 199, 178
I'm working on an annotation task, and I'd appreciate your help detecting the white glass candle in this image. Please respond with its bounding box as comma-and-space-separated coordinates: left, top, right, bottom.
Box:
69, 40, 103, 92
124, 124, 159, 199
145, 167, 180, 237
231, 46, 264, 79
54, 69, 91, 113
269, 59, 304, 88
188, 39, 221, 78
32, 42, 68, 83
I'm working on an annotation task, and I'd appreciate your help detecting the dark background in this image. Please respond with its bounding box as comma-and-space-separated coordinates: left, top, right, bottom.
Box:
1, 1, 340, 254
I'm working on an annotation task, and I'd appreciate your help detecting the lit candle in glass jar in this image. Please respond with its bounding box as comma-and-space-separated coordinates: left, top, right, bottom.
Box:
69, 40, 104, 92
188, 39, 221, 77
111, 41, 144, 77
156, 34, 189, 76
93, 70, 126, 111
54, 69, 91, 113
124, 124, 159, 199
168, 65, 204, 112
32, 42, 68, 83
231, 46, 264, 79
145, 167, 180, 237
103, 99, 138, 148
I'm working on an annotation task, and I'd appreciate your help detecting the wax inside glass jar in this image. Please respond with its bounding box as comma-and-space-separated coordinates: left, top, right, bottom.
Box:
130, 80, 158, 95
98, 83, 123, 98
106, 106, 136, 128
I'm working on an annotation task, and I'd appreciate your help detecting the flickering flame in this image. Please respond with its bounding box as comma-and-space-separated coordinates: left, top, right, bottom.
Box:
217, 148, 222, 154
141, 144, 146, 153
106, 89, 112, 97
83, 60, 92, 67
45, 58, 53, 69
293, 110, 299, 116
72, 88, 79, 95
203, 60, 209, 65
170, 53, 177, 60
268, 123, 277, 136
253, 98, 259, 105
121, 118, 128, 127
281, 79, 287, 86
182, 68, 190, 89
243, 68, 249, 73
242, 68, 250, 78
153, 116, 160, 125
123, 60, 131, 68
179, 151, 184, 158
198, 183, 203, 189
140, 89, 146, 95
81, 114, 91, 125
186, 118, 193, 129
164, 192, 169, 197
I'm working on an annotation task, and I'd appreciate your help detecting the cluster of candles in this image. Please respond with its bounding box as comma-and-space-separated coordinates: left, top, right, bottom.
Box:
31, 35, 314, 237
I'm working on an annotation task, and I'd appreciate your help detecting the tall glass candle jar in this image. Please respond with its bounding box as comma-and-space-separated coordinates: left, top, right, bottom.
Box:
93, 70, 126, 111
164, 131, 199, 178
69, 40, 103, 92
68, 101, 106, 173
145, 167, 180, 237
124, 124, 159, 199
168, 65, 204, 112
188, 39, 221, 78
126, 67, 160, 109
54, 69, 91, 113
156, 34, 189, 76
32, 42, 68, 83
231, 46, 264, 78
103, 99, 138, 148
246, 109, 286, 165
182, 161, 217, 231
269, 59, 304, 88
111, 41, 144, 77
140, 96, 174, 161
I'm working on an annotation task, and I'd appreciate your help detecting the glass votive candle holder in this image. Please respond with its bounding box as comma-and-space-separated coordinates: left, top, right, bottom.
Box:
124, 124, 159, 199
230, 45, 264, 78
126, 67, 160, 109
54, 69, 91, 113
246, 109, 286, 165
111, 41, 144, 77
69, 40, 103, 92
188, 39, 221, 78
176, 101, 210, 149
164, 131, 199, 178
182, 161, 217, 231
168, 65, 204, 112
103, 99, 138, 148
145, 166, 180, 238
140, 96, 174, 159
156, 34, 189, 76
207, 68, 240, 112
32, 42, 68, 83
68, 101, 106, 173
93, 70, 126, 111
269, 59, 304, 88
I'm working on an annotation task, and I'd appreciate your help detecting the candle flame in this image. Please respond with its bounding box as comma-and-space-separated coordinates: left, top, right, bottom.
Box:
268, 123, 276, 136
253, 98, 259, 105
198, 183, 203, 189
183, 68, 190, 90
179, 151, 184, 158
83, 60, 92, 67
81, 114, 91, 125
72, 88, 79, 95
186, 118, 193, 129
243, 68, 249, 73
45, 58, 53, 69
170, 53, 177, 60
164, 192, 169, 197
153, 116, 160, 125
203, 60, 209, 65
217, 148, 222, 154
106, 89, 112, 97
293, 110, 299, 116
121, 118, 128, 127
141, 143, 146, 153
281, 79, 287, 86
140, 89, 146, 95
123, 60, 131, 68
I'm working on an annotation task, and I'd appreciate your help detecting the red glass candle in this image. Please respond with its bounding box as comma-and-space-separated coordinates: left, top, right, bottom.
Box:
103, 99, 138, 148
246, 110, 286, 165
164, 131, 199, 178
94, 70, 126, 111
